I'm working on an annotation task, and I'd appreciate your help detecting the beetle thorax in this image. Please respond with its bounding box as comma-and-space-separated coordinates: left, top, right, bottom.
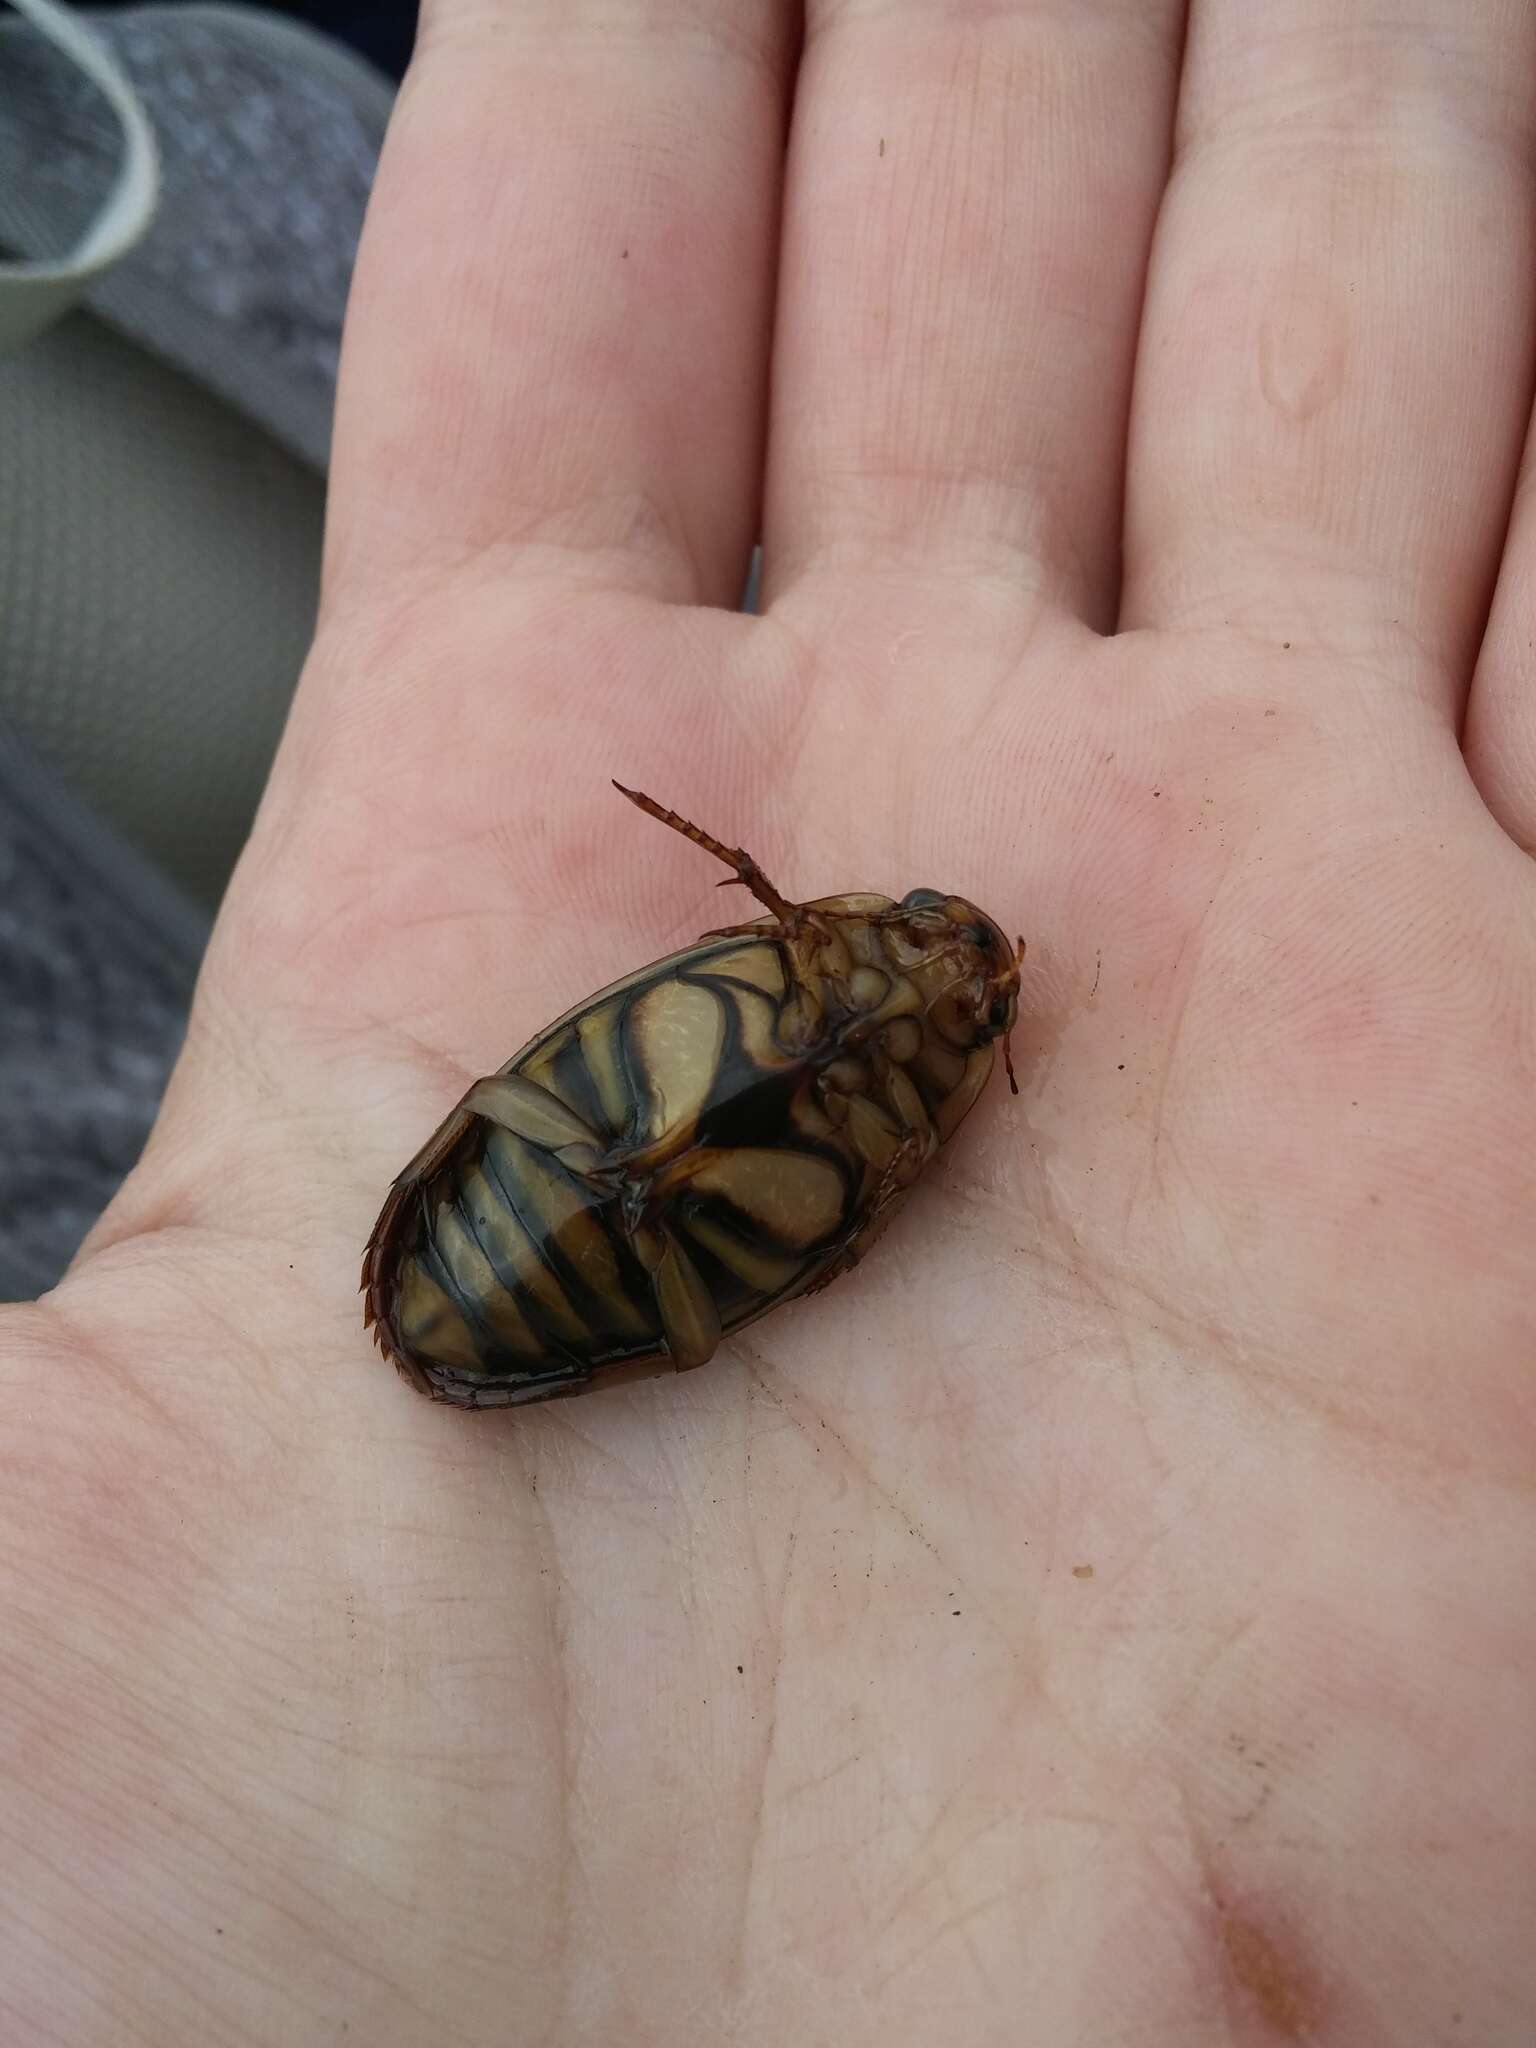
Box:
804, 896, 1003, 1060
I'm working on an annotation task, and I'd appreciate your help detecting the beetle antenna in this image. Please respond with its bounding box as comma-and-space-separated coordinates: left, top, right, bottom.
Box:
613, 783, 800, 924
990, 935, 1025, 1096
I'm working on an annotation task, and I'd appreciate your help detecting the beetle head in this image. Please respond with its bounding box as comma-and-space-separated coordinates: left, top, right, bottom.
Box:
897, 889, 1024, 1093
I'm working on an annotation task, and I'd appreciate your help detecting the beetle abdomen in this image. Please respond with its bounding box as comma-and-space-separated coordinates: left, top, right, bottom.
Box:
369, 936, 870, 1406
394, 1126, 665, 1402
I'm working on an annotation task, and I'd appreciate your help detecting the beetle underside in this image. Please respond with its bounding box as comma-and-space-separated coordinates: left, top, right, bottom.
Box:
362, 786, 1022, 1406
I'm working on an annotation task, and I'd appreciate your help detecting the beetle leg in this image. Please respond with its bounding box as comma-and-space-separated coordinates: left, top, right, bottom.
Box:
801, 1125, 927, 1298
460, 1073, 607, 1175
652, 1231, 724, 1369
626, 1209, 723, 1370
694, 916, 787, 943
807, 1041, 941, 1293
822, 1046, 937, 1182
613, 782, 802, 925
879, 1051, 938, 1160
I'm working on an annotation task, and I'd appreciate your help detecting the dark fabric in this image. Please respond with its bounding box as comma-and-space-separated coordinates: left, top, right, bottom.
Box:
81, 0, 418, 80
0, 2, 383, 1290
0, 4, 392, 471
0, 718, 210, 1300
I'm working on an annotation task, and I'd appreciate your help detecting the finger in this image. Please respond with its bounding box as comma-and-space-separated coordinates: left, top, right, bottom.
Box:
763, 0, 1185, 620
1467, 421, 1536, 853
325, 1, 793, 610
1121, 3, 1536, 712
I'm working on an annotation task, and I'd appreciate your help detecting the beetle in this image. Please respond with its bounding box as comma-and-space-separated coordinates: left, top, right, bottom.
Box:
362, 784, 1023, 1408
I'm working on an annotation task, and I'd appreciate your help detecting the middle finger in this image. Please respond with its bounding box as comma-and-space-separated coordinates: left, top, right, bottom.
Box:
764, 0, 1186, 621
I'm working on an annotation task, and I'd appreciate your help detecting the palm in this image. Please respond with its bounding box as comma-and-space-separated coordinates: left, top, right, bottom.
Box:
257, 585, 1527, 1443
9, 7, 1536, 2044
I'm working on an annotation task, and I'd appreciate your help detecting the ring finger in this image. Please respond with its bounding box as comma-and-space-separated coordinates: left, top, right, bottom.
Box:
764, 0, 1186, 623
1120, 2, 1536, 718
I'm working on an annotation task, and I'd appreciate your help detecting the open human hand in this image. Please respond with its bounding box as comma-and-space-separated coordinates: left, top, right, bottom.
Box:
6, 3, 1534, 2041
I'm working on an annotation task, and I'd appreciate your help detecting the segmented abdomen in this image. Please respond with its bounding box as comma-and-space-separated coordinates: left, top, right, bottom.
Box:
377, 937, 865, 1406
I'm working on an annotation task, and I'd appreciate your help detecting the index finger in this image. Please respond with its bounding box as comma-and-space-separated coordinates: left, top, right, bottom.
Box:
324, 1, 793, 612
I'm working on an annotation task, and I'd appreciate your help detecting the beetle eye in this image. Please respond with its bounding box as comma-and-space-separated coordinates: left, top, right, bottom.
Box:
988, 994, 1011, 1031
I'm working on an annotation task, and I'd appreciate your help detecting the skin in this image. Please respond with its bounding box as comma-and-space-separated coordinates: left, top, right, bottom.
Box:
3, 1, 1534, 2041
